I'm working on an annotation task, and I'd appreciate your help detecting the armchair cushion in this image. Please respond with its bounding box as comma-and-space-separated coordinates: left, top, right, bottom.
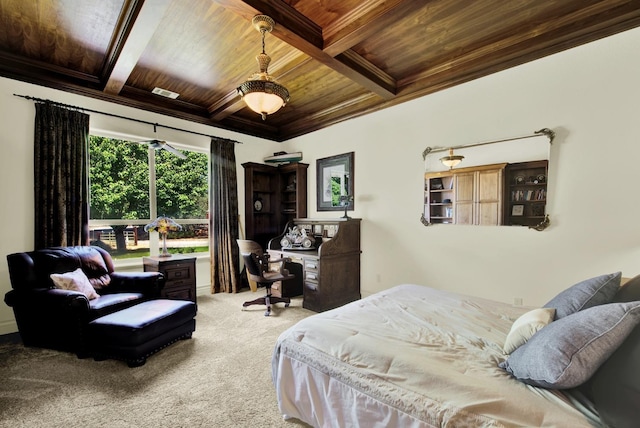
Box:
50, 268, 100, 300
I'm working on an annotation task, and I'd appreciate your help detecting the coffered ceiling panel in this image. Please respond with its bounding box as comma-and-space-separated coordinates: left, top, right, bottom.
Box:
0, 0, 638, 141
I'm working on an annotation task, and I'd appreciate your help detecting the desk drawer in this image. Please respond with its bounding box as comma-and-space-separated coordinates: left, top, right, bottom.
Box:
303, 257, 319, 283
304, 260, 318, 270
304, 281, 318, 291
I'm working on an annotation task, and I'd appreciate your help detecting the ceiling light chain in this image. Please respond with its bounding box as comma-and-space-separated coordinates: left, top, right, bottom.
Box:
237, 15, 290, 120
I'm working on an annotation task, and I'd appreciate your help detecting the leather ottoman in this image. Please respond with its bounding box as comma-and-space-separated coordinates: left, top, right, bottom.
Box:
87, 299, 196, 367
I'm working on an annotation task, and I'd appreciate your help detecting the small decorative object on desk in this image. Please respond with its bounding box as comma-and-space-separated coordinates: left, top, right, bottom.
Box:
340, 195, 354, 219
144, 216, 182, 257
280, 226, 314, 250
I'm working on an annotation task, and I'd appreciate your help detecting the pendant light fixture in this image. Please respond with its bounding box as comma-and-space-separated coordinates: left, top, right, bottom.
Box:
440, 148, 464, 169
237, 15, 290, 120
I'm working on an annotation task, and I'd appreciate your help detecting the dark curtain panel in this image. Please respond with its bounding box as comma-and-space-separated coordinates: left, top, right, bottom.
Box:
210, 137, 240, 293
34, 102, 90, 249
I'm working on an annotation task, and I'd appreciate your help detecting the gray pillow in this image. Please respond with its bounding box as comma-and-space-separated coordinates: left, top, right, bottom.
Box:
543, 272, 621, 319
499, 301, 640, 389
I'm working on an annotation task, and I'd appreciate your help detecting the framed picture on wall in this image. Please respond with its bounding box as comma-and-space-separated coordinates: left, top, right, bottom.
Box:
317, 152, 355, 211
512, 205, 524, 216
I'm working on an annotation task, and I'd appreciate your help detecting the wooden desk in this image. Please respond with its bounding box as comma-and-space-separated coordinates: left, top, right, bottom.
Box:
269, 218, 361, 312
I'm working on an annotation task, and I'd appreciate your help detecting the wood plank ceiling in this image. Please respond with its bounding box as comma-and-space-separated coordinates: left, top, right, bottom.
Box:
1, 0, 639, 141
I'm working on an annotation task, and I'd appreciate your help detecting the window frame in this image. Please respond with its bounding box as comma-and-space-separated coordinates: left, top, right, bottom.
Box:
88, 131, 210, 260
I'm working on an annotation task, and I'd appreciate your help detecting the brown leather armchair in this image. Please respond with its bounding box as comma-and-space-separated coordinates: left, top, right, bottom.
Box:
5, 246, 164, 356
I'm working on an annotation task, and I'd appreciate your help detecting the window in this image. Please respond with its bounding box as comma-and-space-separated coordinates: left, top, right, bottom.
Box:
89, 135, 209, 260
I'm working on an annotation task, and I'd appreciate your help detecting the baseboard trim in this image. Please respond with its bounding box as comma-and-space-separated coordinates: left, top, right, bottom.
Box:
0, 331, 21, 344
0, 319, 18, 336
196, 284, 211, 295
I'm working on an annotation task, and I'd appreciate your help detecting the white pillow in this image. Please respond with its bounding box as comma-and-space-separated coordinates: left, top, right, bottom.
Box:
503, 308, 555, 354
50, 268, 100, 300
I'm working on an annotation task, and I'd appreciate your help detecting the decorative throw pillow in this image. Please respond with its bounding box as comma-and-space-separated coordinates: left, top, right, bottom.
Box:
50, 268, 100, 300
499, 301, 640, 389
503, 308, 555, 354
543, 272, 621, 319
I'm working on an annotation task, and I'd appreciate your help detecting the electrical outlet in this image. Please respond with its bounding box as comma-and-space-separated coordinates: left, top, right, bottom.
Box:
513, 297, 523, 306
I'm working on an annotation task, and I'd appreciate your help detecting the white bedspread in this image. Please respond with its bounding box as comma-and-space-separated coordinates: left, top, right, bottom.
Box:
272, 284, 601, 428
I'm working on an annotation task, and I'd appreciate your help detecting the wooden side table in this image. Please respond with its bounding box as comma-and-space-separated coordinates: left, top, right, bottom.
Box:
143, 255, 197, 302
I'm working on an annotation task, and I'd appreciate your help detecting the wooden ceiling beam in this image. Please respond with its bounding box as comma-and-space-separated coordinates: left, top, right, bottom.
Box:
279, 92, 377, 138
102, 0, 172, 95
213, 0, 397, 99
322, 0, 425, 57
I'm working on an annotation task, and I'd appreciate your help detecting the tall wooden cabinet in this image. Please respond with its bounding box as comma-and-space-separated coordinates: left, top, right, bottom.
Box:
424, 173, 456, 224
242, 162, 308, 249
504, 160, 548, 226
455, 164, 505, 225
268, 218, 361, 313
424, 163, 506, 225
278, 162, 308, 227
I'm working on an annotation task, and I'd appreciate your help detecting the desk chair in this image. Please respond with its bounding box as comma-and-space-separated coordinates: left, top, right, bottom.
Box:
236, 239, 264, 292
237, 240, 294, 316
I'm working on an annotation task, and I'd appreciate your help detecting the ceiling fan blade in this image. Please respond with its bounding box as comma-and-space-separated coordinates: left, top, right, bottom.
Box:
161, 142, 187, 159
134, 139, 186, 158
135, 138, 161, 146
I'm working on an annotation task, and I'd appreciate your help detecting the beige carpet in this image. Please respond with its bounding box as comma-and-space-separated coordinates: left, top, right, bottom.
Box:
0, 291, 314, 428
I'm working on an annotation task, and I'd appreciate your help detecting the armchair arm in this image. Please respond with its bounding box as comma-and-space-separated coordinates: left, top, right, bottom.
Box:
108, 272, 165, 297
5, 288, 90, 314
265, 257, 291, 273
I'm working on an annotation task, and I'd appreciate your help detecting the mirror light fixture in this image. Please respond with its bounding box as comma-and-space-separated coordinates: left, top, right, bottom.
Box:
440, 148, 464, 169
237, 15, 290, 120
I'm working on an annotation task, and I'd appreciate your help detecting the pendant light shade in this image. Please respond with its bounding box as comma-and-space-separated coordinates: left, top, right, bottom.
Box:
237, 15, 289, 120
440, 148, 464, 169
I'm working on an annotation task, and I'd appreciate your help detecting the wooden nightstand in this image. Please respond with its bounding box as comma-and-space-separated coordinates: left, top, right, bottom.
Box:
143, 255, 197, 302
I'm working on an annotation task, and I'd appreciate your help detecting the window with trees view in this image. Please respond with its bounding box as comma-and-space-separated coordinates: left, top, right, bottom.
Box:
89, 135, 209, 260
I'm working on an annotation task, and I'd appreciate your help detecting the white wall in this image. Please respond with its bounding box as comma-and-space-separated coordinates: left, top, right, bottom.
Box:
2, 26, 640, 334
285, 26, 640, 304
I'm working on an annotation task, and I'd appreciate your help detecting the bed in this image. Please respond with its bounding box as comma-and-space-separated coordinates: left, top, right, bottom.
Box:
272, 276, 640, 427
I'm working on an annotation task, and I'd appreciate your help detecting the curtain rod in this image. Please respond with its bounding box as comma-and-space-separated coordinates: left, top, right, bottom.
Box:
422, 128, 554, 160
13, 93, 242, 144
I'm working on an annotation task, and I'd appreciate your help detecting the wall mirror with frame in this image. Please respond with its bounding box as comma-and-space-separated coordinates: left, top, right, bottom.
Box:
317, 152, 354, 211
421, 129, 554, 229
